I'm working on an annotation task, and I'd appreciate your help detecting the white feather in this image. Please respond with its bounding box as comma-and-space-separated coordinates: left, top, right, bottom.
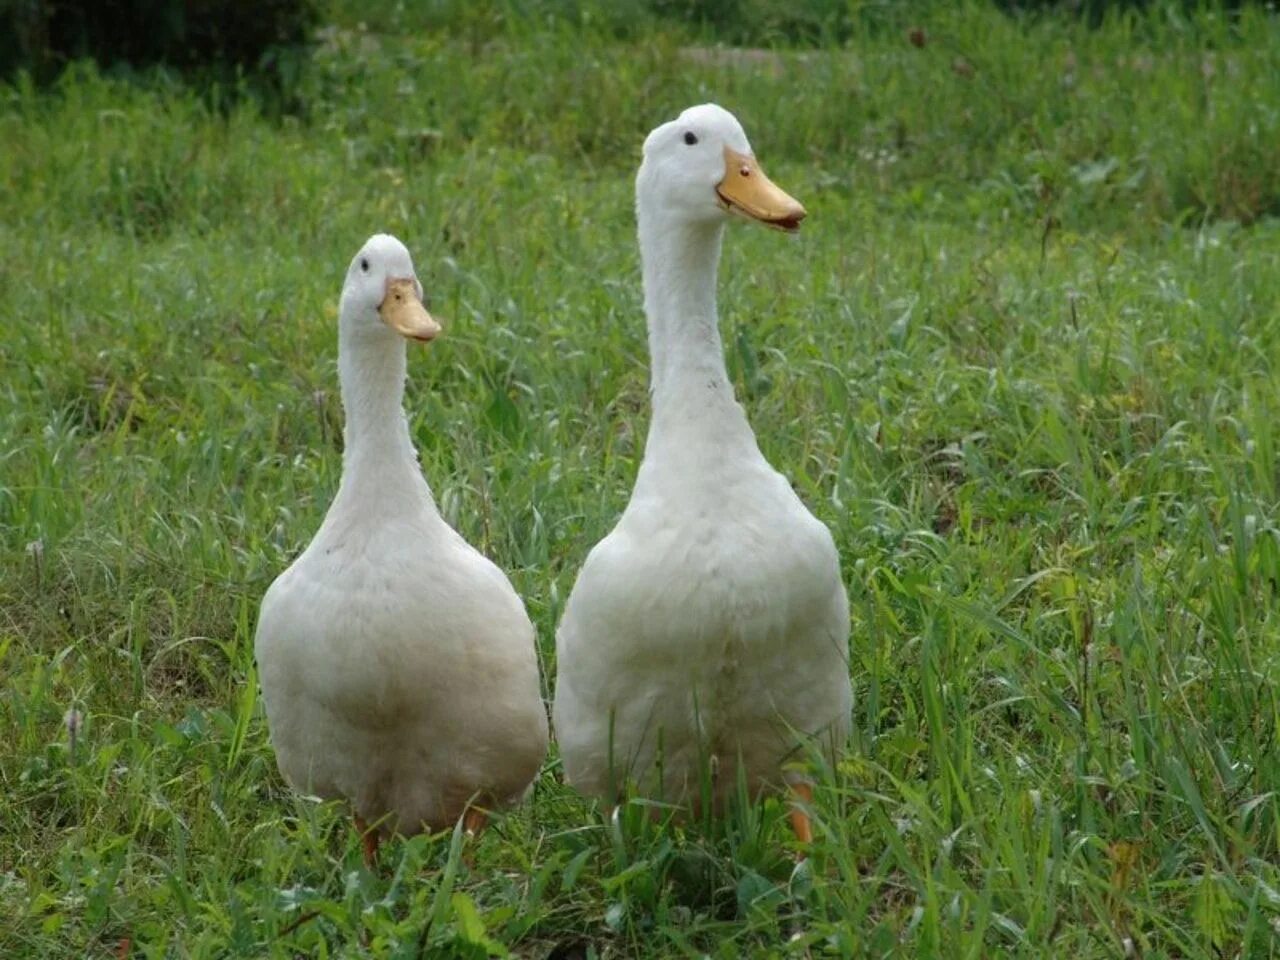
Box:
554, 106, 852, 807
255, 234, 548, 835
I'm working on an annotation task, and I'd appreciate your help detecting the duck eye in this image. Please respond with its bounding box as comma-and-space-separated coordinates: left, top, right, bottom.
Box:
360, 258, 370, 273
683, 131, 698, 146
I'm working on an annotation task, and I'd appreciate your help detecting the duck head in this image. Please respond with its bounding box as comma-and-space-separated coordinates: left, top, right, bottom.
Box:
339, 234, 442, 342
636, 103, 806, 232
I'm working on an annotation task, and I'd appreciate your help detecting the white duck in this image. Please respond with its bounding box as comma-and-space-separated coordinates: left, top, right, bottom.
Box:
255, 234, 549, 865
553, 105, 852, 842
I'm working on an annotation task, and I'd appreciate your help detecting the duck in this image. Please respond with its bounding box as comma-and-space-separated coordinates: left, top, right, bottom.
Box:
255, 234, 549, 865
552, 105, 852, 843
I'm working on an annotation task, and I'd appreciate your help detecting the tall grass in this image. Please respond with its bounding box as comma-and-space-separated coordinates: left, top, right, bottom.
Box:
2, 1, 1279, 956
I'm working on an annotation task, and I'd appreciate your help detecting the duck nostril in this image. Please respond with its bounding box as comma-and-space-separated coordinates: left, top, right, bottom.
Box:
740, 166, 751, 177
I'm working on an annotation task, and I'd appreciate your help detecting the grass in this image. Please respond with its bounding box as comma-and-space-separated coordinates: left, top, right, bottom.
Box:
2, 0, 1280, 955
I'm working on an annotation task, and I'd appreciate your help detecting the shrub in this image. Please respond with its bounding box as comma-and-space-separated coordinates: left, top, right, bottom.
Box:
0, 0, 318, 92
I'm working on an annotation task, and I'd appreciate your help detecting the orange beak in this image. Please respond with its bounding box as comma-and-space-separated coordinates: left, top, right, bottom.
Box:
378, 278, 441, 342
715, 146, 806, 232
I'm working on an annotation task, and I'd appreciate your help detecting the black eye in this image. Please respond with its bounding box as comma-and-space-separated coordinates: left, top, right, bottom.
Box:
683, 131, 698, 146
360, 258, 370, 273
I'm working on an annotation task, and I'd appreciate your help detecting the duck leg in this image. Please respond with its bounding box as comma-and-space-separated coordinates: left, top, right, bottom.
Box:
788, 782, 813, 847
463, 806, 487, 838
458, 806, 488, 868
354, 814, 380, 868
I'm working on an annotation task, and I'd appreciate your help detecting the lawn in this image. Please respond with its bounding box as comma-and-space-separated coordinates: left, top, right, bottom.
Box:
2, 1, 1280, 956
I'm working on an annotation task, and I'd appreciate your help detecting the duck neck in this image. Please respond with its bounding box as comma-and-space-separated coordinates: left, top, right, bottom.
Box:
638, 206, 752, 448
641, 211, 730, 401
336, 326, 434, 509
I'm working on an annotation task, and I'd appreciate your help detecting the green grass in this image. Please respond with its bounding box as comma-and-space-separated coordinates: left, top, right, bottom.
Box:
3, 1, 1280, 956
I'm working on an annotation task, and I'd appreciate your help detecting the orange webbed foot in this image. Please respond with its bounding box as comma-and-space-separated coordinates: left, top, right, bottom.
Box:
788, 782, 814, 858
354, 814, 380, 868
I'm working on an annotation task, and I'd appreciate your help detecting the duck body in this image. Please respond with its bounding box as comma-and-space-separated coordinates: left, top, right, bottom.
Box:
553, 106, 851, 809
555, 398, 850, 805
255, 235, 548, 837
257, 492, 548, 834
